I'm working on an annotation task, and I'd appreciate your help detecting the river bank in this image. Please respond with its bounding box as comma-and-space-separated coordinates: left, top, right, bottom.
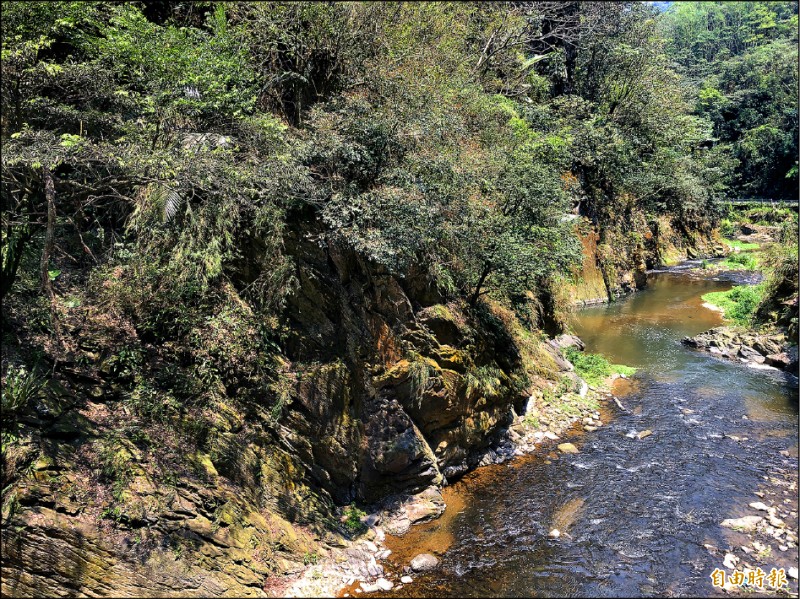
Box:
313, 265, 799, 598
279, 363, 634, 597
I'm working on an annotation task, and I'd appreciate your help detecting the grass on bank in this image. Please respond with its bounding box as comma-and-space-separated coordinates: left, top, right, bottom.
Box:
702, 284, 765, 326
722, 238, 760, 252
706, 238, 761, 271
716, 252, 759, 271
563, 347, 636, 387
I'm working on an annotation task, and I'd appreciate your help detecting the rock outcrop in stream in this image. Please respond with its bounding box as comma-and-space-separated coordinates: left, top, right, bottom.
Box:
683, 327, 798, 375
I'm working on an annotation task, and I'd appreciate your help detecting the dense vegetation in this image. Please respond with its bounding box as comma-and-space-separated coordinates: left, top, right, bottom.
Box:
1, 4, 797, 594
563, 347, 635, 387
1, 1, 745, 343
662, 1, 799, 199
1, 0, 796, 508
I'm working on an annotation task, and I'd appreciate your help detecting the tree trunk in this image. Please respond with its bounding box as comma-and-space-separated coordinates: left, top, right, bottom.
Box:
469, 265, 492, 307
40, 164, 62, 343
0, 225, 32, 302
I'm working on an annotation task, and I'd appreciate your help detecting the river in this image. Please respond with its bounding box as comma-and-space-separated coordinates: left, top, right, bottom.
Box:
379, 266, 799, 597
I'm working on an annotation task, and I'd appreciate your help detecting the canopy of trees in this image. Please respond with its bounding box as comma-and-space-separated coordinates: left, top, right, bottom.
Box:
2, 1, 749, 323
662, 1, 799, 199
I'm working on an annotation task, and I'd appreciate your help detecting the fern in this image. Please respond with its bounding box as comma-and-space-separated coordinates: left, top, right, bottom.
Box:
131, 183, 185, 226
2, 365, 44, 421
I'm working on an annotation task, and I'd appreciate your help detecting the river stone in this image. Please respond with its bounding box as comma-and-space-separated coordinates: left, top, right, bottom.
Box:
768, 515, 785, 528
789, 567, 798, 579
360, 582, 379, 593
544, 431, 559, 440
558, 443, 579, 454
548, 528, 561, 539
410, 553, 439, 571
384, 517, 411, 536
721, 515, 763, 532
374, 527, 385, 543
765, 353, 791, 369
749, 502, 770, 512
401, 576, 413, 584
376, 578, 394, 591
738, 345, 765, 363
637, 430, 653, 440
723, 553, 739, 569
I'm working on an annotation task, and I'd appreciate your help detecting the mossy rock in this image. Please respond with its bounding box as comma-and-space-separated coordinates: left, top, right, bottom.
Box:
374, 359, 411, 387
193, 452, 219, 478
432, 345, 469, 372
419, 304, 469, 346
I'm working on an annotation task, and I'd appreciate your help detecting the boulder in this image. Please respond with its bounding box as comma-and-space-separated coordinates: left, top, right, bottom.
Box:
720, 515, 763, 532
738, 345, 765, 364
410, 553, 439, 572
552, 334, 585, 352
765, 353, 791, 369
557, 443, 579, 454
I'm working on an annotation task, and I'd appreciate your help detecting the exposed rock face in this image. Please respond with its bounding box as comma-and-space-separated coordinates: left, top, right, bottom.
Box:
279, 222, 528, 501
566, 214, 719, 306
2, 471, 321, 598
2, 217, 546, 596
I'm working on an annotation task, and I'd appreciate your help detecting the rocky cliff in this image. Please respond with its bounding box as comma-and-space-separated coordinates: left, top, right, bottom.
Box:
2, 215, 571, 597
565, 213, 725, 305
1, 205, 720, 596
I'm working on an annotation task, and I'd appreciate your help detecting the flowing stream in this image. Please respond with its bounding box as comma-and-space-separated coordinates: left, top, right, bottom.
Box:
379, 266, 798, 597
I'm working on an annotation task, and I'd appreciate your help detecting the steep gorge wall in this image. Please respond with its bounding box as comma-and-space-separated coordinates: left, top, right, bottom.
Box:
1, 208, 721, 597
2, 218, 569, 597
565, 214, 723, 305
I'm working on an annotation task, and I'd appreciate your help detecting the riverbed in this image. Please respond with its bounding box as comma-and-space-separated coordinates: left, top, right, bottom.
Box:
378, 268, 799, 597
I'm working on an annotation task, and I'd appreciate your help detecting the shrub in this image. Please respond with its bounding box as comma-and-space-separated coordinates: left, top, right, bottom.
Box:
726, 253, 757, 270
342, 504, 366, 534
1, 365, 44, 422
563, 347, 635, 387
702, 284, 766, 326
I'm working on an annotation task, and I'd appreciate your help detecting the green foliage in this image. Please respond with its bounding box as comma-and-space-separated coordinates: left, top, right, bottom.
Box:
406, 353, 436, 403
1, 364, 43, 422
563, 347, 636, 387
303, 551, 320, 566
754, 230, 799, 335
722, 238, 759, 252
342, 504, 366, 534
721, 252, 758, 271
463, 365, 504, 400
663, 2, 798, 199
702, 284, 766, 326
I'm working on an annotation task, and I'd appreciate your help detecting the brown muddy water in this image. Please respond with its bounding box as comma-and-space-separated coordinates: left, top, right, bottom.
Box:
379, 266, 799, 597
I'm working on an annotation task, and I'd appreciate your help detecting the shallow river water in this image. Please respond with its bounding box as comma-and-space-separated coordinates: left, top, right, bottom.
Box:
380, 267, 798, 597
